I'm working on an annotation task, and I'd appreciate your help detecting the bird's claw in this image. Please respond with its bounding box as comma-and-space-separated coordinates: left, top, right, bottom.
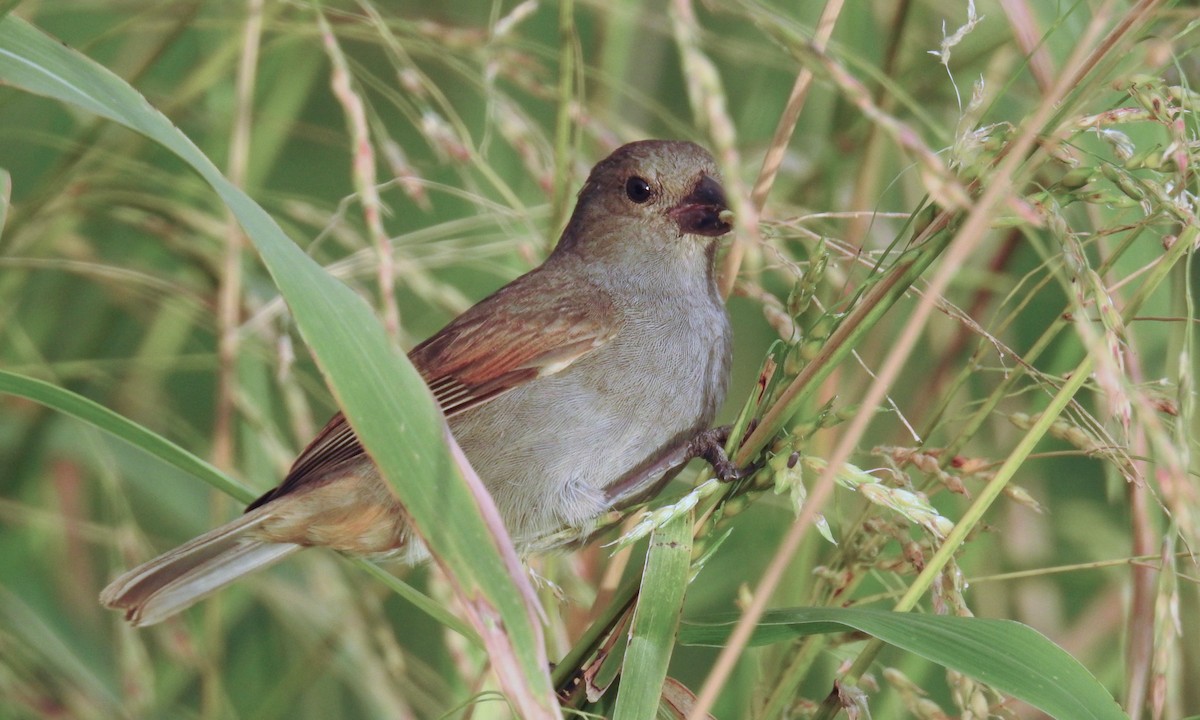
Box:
692, 425, 758, 483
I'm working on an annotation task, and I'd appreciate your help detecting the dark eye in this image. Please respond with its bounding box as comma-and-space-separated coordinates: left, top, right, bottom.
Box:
625, 176, 653, 203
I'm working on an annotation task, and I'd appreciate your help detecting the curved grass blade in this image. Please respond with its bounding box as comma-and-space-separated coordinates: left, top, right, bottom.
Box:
680, 607, 1127, 720
0, 370, 252, 502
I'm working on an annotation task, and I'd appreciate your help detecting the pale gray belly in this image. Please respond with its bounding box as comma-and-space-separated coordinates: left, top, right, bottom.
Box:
448, 305, 730, 545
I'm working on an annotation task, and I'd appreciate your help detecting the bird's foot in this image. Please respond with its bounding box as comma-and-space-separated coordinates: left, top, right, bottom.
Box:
690, 425, 760, 483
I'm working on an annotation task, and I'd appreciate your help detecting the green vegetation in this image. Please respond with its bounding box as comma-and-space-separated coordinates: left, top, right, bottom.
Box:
0, 1, 1196, 718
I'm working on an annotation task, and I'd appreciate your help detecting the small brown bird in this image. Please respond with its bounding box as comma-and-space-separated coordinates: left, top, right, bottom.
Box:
101, 140, 738, 626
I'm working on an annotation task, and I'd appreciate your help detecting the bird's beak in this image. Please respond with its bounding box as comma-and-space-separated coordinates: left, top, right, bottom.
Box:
668, 173, 734, 237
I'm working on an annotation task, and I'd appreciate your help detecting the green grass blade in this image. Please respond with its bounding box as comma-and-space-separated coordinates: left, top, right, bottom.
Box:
680, 607, 1128, 720
0, 370, 252, 502
613, 512, 693, 720
0, 16, 557, 717
351, 559, 480, 645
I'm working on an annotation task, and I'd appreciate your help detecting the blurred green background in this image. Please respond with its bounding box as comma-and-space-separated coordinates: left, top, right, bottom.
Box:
1, 1, 1197, 718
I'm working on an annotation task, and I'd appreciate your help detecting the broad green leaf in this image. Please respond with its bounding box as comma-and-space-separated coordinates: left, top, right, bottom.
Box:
0, 16, 556, 718
613, 512, 694, 720
680, 607, 1127, 720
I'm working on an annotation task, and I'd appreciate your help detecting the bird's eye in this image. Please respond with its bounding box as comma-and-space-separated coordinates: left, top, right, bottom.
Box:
625, 176, 653, 203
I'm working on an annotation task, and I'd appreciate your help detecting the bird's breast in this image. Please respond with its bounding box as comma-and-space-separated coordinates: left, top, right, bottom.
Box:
447, 290, 731, 544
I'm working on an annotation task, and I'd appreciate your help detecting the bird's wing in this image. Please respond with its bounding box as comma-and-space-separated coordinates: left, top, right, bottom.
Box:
247, 266, 620, 511
411, 269, 620, 417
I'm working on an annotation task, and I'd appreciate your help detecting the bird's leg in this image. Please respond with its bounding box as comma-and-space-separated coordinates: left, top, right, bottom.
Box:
604, 423, 759, 506
688, 425, 751, 483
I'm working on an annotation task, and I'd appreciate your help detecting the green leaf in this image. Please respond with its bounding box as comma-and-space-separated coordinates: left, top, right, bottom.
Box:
0, 370, 253, 502
0, 15, 557, 718
680, 607, 1127, 720
613, 512, 694, 720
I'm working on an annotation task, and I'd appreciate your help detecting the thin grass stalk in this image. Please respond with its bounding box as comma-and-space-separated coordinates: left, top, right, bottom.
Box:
997, 0, 1055, 93
849, 552, 1196, 603
931, 225, 1148, 460
550, 0, 576, 242
1126, 403, 1156, 715
669, 0, 754, 299
915, 254, 1061, 441
317, 9, 400, 339
746, 0, 844, 216
1160, 239, 1197, 717
205, 2, 263, 716
755, 629, 823, 720
353, 1, 529, 216
214, 0, 261, 506
0, 169, 9, 243
754, 462, 906, 720
843, 0, 912, 248
738, 217, 950, 465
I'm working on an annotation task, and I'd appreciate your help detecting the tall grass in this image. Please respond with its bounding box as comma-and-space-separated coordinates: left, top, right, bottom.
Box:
0, 1, 1196, 718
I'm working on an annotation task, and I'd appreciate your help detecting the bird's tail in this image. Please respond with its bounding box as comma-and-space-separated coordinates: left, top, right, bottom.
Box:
100, 506, 301, 626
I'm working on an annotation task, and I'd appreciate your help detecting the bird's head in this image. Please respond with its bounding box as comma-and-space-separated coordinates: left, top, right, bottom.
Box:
555, 140, 734, 276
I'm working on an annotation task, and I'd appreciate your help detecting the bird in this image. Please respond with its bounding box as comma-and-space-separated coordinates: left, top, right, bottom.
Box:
101, 139, 739, 626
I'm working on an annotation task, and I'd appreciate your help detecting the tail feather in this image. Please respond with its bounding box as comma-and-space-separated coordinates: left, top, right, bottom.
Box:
100, 508, 302, 626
